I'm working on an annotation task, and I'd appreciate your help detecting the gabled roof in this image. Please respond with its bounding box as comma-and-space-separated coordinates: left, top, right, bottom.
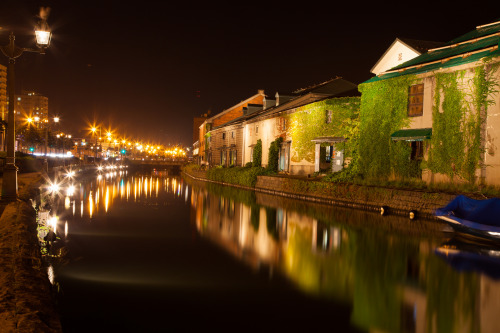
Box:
370, 38, 445, 75
365, 19, 500, 84
398, 38, 446, 54
207, 90, 265, 123
210, 77, 359, 130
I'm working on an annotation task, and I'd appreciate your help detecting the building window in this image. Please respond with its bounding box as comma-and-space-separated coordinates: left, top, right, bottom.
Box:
256, 125, 259, 134
408, 84, 424, 117
277, 117, 287, 131
222, 133, 226, 140
326, 110, 333, 124
325, 146, 332, 162
231, 131, 234, 139
221, 150, 226, 166
229, 150, 237, 166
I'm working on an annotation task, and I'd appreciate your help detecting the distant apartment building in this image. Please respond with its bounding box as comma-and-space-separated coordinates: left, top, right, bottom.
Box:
14, 91, 49, 127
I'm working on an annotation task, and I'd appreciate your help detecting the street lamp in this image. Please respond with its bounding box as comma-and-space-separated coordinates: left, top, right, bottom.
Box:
0, 20, 51, 200
91, 126, 98, 163
56, 132, 71, 164
45, 116, 59, 155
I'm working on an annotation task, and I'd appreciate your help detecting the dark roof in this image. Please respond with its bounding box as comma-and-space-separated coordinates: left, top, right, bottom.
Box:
210, 78, 359, 130
331, 87, 360, 97
399, 38, 446, 54
293, 77, 358, 95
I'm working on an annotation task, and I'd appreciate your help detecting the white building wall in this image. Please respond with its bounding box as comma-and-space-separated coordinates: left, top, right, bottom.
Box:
243, 117, 278, 167
372, 40, 421, 75
484, 68, 500, 185
409, 59, 500, 186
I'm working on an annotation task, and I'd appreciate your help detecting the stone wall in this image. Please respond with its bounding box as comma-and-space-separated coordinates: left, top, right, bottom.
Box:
183, 169, 466, 221
255, 175, 457, 220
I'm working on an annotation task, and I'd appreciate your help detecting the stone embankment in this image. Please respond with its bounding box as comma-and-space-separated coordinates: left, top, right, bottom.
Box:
0, 173, 62, 333
183, 169, 469, 221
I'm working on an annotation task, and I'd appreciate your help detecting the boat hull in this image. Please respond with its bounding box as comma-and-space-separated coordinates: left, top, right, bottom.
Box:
437, 215, 500, 246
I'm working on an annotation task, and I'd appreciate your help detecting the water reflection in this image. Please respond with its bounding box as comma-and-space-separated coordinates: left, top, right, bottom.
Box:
42, 169, 188, 244
188, 181, 500, 333
43, 170, 500, 332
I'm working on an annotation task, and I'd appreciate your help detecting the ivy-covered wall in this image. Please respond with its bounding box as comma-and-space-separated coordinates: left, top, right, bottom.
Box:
357, 58, 499, 184
285, 97, 360, 164
428, 61, 499, 183
357, 75, 416, 180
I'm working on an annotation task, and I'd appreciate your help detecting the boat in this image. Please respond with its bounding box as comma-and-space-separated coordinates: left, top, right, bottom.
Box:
435, 195, 500, 245
435, 239, 500, 279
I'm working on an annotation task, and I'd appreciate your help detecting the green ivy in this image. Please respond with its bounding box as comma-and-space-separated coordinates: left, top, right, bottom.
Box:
206, 165, 266, 187
204, 132, 211, 152
286, 97, 360, 164
357, 75, 416, 179
428, 71, 467, 180
253, 139, 262, 167
428, 60, 499, 183
267, 136, 283, 173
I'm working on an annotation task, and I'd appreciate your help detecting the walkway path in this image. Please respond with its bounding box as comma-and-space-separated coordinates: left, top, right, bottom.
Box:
0, 173, 62, 332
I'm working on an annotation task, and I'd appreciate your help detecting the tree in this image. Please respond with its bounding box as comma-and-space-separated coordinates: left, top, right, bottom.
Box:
253, 139, 262, 167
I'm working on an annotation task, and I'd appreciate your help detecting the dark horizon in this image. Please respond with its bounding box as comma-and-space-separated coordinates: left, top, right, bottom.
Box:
0, 0, 497, 146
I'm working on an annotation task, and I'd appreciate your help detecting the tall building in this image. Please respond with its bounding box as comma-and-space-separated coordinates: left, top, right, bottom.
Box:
14, 91, 49, 127
0, 65, 6, 122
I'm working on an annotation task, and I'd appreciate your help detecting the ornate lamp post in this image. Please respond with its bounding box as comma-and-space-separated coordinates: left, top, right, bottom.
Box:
0, 21, 51, 200
56, 132, 71, 165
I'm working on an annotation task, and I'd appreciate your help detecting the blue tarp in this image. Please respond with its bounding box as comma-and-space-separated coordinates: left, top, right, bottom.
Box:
435, 195, 500, 227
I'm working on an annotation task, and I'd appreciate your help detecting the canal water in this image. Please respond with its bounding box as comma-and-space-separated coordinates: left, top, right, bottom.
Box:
42, 167, 500, 332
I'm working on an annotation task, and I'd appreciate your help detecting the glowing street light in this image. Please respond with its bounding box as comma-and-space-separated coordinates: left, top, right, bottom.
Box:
90, 126, 99, 162
0, 12, 51, 200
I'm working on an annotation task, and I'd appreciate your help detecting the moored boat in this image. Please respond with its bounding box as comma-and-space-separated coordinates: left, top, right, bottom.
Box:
435, 195, 500, 245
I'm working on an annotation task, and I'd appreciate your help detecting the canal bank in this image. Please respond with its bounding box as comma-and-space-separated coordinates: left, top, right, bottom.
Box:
182, 168, 472, 221
0, 172, 62, 333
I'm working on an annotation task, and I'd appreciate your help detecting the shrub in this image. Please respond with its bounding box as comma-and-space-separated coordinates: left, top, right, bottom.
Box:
253, 139, 262, 167
206, 166, 266, 187
266, 137, 283, 173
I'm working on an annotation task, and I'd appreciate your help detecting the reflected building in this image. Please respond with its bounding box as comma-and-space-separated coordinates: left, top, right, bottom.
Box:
43, 172, 500, 333
188, 180, 500, 333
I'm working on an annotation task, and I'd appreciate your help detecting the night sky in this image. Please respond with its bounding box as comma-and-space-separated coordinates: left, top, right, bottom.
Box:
0, 1, 498, 146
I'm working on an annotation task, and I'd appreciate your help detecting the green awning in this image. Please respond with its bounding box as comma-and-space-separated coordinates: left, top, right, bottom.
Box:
391, 128, 432, 141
